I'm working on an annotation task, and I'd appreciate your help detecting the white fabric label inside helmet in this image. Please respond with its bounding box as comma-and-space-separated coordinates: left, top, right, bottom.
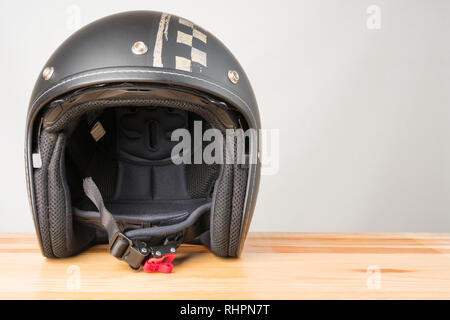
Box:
90, 121, 106, 142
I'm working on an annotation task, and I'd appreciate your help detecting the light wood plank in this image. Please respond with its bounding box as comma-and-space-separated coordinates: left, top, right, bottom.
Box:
1, 232, 450, 299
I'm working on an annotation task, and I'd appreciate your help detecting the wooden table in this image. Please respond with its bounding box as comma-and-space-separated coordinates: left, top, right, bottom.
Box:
1, 232, 450, 299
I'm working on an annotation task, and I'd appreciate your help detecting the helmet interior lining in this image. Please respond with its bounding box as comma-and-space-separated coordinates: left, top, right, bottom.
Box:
65, 106, 220, 234
32, 88, 248, 256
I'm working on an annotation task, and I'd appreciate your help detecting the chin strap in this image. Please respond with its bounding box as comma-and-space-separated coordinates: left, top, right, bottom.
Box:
82, 177, 183, 272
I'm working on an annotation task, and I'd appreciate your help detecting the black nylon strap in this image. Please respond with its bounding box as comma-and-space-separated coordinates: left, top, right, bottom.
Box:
124, 202, 211, 238
83, 177, 148, 269
83, 177, 120, 243
81, 176, 208, 269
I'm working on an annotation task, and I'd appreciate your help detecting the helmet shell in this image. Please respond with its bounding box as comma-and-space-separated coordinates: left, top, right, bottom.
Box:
28, 11, 260, 129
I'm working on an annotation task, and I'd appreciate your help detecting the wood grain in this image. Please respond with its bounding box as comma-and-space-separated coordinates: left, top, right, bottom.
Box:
1, 232, 450, 299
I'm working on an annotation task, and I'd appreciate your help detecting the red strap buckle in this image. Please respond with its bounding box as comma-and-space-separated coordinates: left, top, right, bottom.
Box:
143, 253, 176, 273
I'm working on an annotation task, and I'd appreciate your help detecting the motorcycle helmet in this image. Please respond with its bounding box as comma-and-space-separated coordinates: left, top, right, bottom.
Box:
25, 10, 260, 272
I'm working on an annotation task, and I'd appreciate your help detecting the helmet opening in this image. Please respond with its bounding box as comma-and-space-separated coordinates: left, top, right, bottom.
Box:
30, 83, 250, 260
65, 107, 220, 232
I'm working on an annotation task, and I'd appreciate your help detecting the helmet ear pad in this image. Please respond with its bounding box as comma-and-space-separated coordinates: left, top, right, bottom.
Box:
33, 129, 96, 258
210, 139, 248, 257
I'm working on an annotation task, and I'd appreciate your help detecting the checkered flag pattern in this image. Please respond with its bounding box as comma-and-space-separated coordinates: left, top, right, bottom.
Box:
175, 18, 208, 72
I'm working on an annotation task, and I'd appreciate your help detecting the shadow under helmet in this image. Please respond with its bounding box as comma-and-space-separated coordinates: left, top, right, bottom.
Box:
25, 11, 260, 271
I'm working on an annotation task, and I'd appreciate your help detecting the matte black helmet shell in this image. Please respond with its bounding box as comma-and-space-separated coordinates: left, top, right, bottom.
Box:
28, 11, 260, 127
25, 11, 260, 267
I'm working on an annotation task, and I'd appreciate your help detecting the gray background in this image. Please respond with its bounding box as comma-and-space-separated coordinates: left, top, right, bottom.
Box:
1, 0, 450, 232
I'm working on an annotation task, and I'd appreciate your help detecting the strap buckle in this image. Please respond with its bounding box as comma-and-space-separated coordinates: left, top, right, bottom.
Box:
142, 237, 182, 273
143, 253, 176, 273
109, 233, 149, 270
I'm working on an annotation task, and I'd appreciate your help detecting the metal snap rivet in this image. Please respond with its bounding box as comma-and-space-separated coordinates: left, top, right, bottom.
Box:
131, 41, 148, 55
42, 67, 54, 80
228, 70, 239, 84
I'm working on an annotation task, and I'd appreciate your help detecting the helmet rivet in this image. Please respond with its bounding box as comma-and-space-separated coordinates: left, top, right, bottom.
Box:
228, 70, 239, 84
170, 247, 176, 253
131, 41, 148, 55
155, 251, 162, 257
42, 67, 54, 80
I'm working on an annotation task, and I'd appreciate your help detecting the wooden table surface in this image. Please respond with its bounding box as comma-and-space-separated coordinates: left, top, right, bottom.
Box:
1, 232, 450, 299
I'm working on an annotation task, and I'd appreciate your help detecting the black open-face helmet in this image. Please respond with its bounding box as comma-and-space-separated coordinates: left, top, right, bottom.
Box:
25, 11, 260, 272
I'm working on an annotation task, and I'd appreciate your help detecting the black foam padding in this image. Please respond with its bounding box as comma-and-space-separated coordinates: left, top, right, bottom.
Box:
35, 130, 96, 258
227, 153, 248, 256
34, 130, 58, 257
73, 198, 208, 227
116, 107, 187, 161
66, 107, 217, 230
112, 162, 191, 201
48, 134, 70, 256
210, 137, 249, 257
112, 107, 191, 202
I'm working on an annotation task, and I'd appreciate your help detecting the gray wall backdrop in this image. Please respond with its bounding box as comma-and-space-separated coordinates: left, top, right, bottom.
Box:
1, 0, 450, 232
